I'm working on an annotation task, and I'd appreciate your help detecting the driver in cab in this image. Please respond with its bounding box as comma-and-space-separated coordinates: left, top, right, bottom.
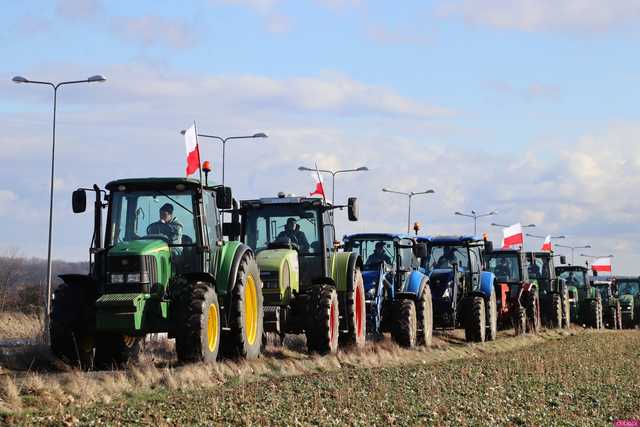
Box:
366, 241, 392, 266
147, 203, 183, 250
277, 217, 310, 252
435, 247, 458, 269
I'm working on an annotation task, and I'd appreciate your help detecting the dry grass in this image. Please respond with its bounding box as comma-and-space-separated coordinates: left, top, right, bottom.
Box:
0, 312, 43, 342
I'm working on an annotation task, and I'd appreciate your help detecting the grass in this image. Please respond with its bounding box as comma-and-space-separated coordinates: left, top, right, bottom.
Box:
0, 312, 43, 342
3, 329, 637, 425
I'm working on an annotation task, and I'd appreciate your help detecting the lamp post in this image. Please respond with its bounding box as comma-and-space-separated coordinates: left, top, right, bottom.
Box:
491, 223, 536, 228
454, 210, 498, 235
580, 253, 614, 259
12, 74, 106, 342
382, 188, 435, 233
180, 130, 268, 189
298, 166, 368, 203
556, 244, 592, 265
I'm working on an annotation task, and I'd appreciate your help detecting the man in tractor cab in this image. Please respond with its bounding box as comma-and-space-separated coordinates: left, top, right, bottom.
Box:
147, 203, 184, 254
366, 241, 392, 266
494, 257, 511, 279
277, 217, 310, 252
435, 246, 458, 269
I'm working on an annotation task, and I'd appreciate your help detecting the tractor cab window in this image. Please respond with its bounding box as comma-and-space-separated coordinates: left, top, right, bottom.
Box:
426, 245, 469, 271
469, 246, 481, 273
243, 205, 320, 254
486, 254, 521, 283
349, 239, 395, 270
618, 280, 640, 296
526, 255, 550, 280
558, 270, 587, 288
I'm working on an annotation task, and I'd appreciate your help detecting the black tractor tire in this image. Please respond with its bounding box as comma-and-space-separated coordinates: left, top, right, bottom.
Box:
174, 281, 221, 364
514, 307, 526, 336
339, 267, 366, 349
465, 296, 486, 343
50, 282, 95, 370
305, 285, 340, 355
616, 303, 623, 330
525, 291, 540, 334
608, 306, 618, 329
587, 299, 599, 329
486, 289, 498, 341
391, 299, 417, 348
223, 253, 264, 360
597, 299, 604, 330
94, 334, 143, 370
416, 283, 433, 347
562, 290, 571, 329
551, 294, 563, 329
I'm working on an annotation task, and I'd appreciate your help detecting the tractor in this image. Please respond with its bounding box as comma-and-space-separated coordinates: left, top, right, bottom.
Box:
555, 265, 603, 329
616, 276, 640, 328
525, 252, 570, 329
591, 276, 622, 329
484, 249, 540, 335
52, 178, 263, 369
228, 193, 366, 354
342, 234, 433, 348
418, 236, 498, 343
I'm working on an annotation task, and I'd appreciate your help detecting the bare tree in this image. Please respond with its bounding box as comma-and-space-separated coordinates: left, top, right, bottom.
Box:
0, 247, 25, 312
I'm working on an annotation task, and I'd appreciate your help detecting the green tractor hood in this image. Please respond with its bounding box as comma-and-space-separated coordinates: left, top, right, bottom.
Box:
109, 239, 170, 256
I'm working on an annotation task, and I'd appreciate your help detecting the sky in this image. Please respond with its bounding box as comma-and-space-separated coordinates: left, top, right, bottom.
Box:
1, 0, 639, 273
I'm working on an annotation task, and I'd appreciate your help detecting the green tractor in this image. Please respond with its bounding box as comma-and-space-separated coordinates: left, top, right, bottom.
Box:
591, 276, 623, 329
227, 193, 366, 354
555, 265, 603, 329
616, 276, 640, 328
525, 252, 570, 329
51, 178, 263, 369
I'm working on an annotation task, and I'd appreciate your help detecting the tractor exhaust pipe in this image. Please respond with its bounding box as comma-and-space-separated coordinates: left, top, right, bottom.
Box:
93, 184, 103, 249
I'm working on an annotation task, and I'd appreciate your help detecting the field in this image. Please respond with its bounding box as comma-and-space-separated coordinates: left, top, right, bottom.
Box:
1, 313, 639, 426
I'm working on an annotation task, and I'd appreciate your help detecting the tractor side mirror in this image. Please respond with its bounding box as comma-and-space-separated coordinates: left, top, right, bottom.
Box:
484, 240, 494, 253
560, 255, 567, 265
414, 243, 427, 259
347, 197, 359, 221
72, 189, 86, 213
215, 186, 232, 210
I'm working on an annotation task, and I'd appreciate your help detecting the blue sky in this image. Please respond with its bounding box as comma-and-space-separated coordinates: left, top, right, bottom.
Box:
1, 0, 639, 273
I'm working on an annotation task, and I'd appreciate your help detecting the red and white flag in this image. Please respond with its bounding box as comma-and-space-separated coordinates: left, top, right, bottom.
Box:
184, 124, 200, 176
309, 172, 325, 199
592, 257, 612, 273
501, 223, 523, 248
541, 235, 552, 251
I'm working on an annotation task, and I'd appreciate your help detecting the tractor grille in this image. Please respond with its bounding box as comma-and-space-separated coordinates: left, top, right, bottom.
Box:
429, 275, 451, 299
106, 255, 156, 293
260, 270, 280, 290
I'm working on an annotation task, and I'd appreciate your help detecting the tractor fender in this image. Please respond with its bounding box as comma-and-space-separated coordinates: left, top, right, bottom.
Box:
311, 277, 336, 287
215, 240, 254, 298
177, 272, 216, 286
479, 271, 496, 300
331, 251, 362, 292
402, 270, 428, 297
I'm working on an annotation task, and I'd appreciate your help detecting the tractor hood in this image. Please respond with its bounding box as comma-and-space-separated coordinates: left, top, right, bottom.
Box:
109, 239, 169, 256
256, 249, 295, 271
429, 269, 453, 299
362, 270, 381, 294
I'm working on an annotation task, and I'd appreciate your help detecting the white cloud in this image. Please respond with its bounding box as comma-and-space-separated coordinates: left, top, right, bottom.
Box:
110, 15, 197, 49
439, 0, 640, 33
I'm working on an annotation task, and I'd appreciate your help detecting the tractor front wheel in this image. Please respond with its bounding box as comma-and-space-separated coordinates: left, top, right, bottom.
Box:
465, 296, 486, 343
416, 283, 433, 347
174, 281, 221, 364
551, 294, 563, 329
306, 285, 340, 354
486, 290, 498, 341
94, 334, 142, 370
391, 299, 417, 348
340, 267, 366, 349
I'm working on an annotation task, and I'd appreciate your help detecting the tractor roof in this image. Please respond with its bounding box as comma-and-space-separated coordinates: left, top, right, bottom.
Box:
486, 248, 522, 255
240, 195, 329, 208
556, 265, 588, 273
417, 235, 481, 245
344, 233, 407, 241
106, 177, 203, 192
615, 275, 640, 281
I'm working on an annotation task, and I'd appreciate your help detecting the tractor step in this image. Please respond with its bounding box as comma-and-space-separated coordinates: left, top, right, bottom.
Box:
264, 305, 281, 334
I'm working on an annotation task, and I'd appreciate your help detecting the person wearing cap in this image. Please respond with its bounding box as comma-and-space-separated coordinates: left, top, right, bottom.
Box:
277, 217, 309, 252
147, 203, 184, 252
366, 241, 392, 266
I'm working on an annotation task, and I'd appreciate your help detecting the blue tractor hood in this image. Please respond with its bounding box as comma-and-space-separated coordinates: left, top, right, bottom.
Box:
362, 269, 381, 294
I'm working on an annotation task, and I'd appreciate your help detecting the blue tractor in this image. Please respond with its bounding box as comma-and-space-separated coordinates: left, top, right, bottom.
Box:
417, 236, 498, 342
342, 233, 433, 348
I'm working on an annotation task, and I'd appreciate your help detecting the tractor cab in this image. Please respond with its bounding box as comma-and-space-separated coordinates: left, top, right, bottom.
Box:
592, 277, 616, 304
617, 278, 640, 298
526, 252, 569, 328
616, 276, 640, 327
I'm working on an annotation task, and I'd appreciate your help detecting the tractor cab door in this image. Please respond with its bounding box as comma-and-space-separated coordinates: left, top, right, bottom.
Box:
395, 238, 414, 291
321, 210, 335, 277
202, 191, 220, 275
469, 245, 481, 290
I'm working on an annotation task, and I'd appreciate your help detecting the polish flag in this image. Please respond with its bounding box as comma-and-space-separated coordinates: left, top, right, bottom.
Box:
541, 235, 552, 251
592, 257, 612, 273
184, 124, 200, 176
502, 223, 523, 248
310, 172, 325, 198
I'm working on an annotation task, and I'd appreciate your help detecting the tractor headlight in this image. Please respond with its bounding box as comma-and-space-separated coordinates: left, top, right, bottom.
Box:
125, 272, 149, 283
110, 273, 125, 284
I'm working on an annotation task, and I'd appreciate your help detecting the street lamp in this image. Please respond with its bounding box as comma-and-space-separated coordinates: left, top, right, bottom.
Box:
454, 210, 498, 235
179, 130, 267, 189
12, 74, 106, 342
580, 253, 614, 259
382, 188, 435, 233
556, 244, 591, 265
298, 165, 368, 203
491, 223, 536, 228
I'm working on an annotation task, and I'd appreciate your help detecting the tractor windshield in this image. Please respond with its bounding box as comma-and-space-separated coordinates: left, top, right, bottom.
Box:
618, 280, 640, 296
243, 205, 321, 254
558, 270, 587, 288
425, 245, 469, 271
107, 190, 199, 248
486, 254, 521, 283
348, 239, 395, 270
526, 255, 550, 281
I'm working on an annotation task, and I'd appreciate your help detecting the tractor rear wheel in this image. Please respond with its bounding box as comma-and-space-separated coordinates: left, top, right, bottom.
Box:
340, 267, 366, 349
391, 299, 417, 348
587, 299, 599, 329
597, 299, 604, 329
551, 294, 563, 329
305, 285, 340, 354
50, 282, 95, 370
416, 283, 433, 347
224, 253, 263, 360
486, 289, 498, 341
562, 290, 571, 328
174, 281, 221, 364
465, 296, 486, 343
94, 334, 142, 370
617, 304, 623, 329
